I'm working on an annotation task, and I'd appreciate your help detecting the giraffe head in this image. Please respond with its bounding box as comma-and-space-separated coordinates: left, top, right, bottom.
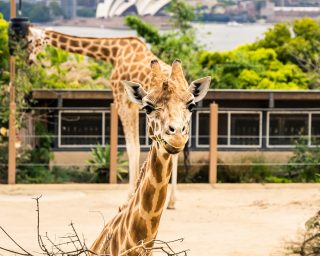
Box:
26, 26, 48, 63
124, 59, 210, 154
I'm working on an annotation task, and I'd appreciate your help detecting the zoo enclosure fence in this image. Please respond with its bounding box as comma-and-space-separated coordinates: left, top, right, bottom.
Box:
1, 103, 320, 184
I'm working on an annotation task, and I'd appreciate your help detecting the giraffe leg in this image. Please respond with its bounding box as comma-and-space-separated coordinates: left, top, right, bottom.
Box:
167, 154, 178, 210
117, 103, 140, 192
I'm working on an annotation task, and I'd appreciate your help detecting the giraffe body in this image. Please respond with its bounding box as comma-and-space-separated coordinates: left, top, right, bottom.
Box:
27, 27, 170, 189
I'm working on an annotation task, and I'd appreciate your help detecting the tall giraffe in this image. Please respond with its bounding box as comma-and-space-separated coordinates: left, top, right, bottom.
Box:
90, 59, 210, 255
26, 26, 201, 207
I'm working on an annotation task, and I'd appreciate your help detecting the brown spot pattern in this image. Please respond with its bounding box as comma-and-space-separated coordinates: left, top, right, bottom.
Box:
82, 41, 90, 48
130, 216, 148, 243
59, 36, 68, 43
152, 157, 163, 183
89, 45, 98, 52
70, 40, 79, 47
151, 215, 161, 233
51, 40, 58, 47
155, 186, 166, 212
112, 47, 118, 57
101, 47, 110, 57
74, 49, 83, 54
142, 181, 156, 212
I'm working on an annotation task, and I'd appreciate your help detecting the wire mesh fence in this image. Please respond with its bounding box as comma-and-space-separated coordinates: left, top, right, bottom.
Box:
0, 106, 320, 183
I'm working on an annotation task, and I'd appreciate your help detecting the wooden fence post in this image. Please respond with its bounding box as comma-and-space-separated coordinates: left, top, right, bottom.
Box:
8, 0, 16, 184
209, 103, 218, 184
109, 103, 118, 184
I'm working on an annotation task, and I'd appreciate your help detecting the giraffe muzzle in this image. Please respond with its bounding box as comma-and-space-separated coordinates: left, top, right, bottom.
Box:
161, 134, 188, 154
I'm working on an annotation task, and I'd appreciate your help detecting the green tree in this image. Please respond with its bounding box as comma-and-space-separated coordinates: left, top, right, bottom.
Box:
29, 3, 52, 23
199, 47, 309, 89
251, 18, 320, 89
166, 0, 195, 32
49, 1, 64, 17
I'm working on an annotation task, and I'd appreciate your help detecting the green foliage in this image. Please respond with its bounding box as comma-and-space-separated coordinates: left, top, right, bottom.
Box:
17, 123, 54, 183
125, 16, 161, 45
86, 144, 128, 183
253, 23, 291, 51
50, 166, 95, 183
29, 3, 52, 23
34, 46, 112, 85
252, 18, 320, 89
0, 12, 9, 73
49, 1, 64, 17
198, 17, 320, 89
287, 210, 320, 255
32, 45, 112, 89
0, 136, 8, 183
199, 47, 309, 89
286, 138, 320, 182
217, 156, 287, 183
166, 0, 195, 32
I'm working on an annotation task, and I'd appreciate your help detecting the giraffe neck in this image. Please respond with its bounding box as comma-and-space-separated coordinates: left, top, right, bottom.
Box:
129, 141, 173, 242
43, 30, 146, 65
90, 142, 173, 255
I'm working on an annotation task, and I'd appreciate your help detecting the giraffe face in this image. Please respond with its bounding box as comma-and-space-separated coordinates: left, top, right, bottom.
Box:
26, 26, 47, 64
124, 59, 211, 154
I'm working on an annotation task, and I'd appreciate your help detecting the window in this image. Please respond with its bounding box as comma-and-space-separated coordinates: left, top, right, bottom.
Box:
268, 113, 308, 147
104, 113, 125, 146
311, 113, 320, 145
59, 112, 103, 147
197, 112, 210, 146
230, 113, 260, 146
59, 111, 150, 148
196, 111, 261, 148
218, 113, 228, 145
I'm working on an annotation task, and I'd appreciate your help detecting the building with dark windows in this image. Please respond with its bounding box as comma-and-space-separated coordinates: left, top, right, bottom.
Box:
28, 89, 320, 166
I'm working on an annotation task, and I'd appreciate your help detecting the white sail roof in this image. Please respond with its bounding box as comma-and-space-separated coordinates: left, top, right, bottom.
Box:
96, 0, 170, 18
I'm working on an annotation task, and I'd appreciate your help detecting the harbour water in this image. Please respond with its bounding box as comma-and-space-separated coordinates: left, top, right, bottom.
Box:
46, 23, 271, 52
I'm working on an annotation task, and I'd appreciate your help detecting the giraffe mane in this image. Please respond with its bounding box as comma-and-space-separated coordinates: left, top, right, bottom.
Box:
44, 30, 146, 45
119, 160, 147, 212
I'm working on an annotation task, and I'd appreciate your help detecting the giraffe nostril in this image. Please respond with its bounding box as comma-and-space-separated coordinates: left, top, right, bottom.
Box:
168, 125, 175, 134
182, 126, 186, 133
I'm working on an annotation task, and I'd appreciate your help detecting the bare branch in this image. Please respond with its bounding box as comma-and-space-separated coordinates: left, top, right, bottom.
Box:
0, 197, 188, 256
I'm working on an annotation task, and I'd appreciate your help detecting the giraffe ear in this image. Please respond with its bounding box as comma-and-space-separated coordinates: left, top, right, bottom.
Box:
122, 81, 147, 105
188, 76, 211, 103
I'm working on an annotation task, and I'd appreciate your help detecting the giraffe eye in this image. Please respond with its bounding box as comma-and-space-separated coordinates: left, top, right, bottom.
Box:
142, 104, 154, 114
187, 102, 196, 112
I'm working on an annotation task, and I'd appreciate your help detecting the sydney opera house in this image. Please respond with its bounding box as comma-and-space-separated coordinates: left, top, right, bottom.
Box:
96, 0, 171, 18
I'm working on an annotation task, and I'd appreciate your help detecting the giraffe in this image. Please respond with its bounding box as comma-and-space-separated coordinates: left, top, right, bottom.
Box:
25, 26, 200, 207
89, 59, 210, 256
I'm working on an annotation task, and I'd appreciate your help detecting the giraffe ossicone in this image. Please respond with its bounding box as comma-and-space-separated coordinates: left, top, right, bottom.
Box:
90, 59, 210, 255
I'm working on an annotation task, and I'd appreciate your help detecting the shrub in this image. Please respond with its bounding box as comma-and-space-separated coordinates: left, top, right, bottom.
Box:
51, 166, 95, 183
17, 123, 54, 183
86, 144, 128, 183
217, 156, 288, 183
286, 139, 320, 182
286, 210, 320, 255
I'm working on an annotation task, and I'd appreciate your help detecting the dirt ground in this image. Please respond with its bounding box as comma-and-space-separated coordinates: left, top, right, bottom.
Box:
0, 184, 319, 256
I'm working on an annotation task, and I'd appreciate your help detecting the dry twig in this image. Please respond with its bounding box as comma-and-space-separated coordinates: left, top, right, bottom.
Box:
0, 196, 188, 256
